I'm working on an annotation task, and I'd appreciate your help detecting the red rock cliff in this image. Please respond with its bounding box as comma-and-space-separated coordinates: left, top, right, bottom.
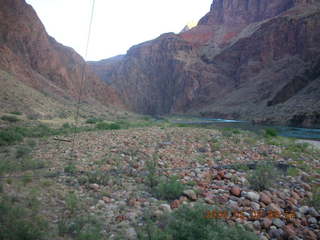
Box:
0, 0, 123, 110
90, 0, 320, 126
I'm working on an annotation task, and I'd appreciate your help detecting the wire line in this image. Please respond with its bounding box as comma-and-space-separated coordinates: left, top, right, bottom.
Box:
70, 0, 96, 159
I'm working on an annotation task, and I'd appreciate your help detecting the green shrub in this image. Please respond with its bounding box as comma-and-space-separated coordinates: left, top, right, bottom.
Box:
65, 192, 79, 215
247, 162, 280, 191
58, 215, 103, 240
62, 123, 71, 128
96, 122, 121, 130
85, 170, 110, 185
137, 204, 258, 240
305, 186, 320, 211
0, 154, 45, 174
16, 145, 32, 158
287, 142, 309, 153
153, 176, 185, 201
175, 123, 191, 128
286, 167, 300, 177
26, 139, 37, 148
0, 196, 48, 240
27, 114, 39, 120
21, 175, 33, 186
29, 124, 53, 137
264, 128, 278, 137
1, 115, 20, 123
0, 128, 24, 146
221, 127, 241, 137
58, 111, 68, 119
64, 163, 77, 174
86, 117, 101, 124
10, 111, 22, 115
145, 155, 159, 188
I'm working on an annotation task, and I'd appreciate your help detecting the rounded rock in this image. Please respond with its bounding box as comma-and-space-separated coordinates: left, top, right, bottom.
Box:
244, 191, 260, 202
272, 218, 285, 228
159, 204, 172, 213
183, 190, 197, 201
230, 186, 241, 197
260, 192, 272, 205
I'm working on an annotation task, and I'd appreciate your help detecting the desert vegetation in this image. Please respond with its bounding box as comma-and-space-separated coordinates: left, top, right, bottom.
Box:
0, 115, 319, 239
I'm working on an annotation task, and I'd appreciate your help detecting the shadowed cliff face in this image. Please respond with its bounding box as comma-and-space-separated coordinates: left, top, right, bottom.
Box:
0, 0, 123, 110
89, 0, 320, 126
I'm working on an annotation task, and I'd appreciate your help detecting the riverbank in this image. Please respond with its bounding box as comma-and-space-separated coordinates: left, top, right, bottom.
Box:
0, 125, 319, 239
296, 139, 320, 150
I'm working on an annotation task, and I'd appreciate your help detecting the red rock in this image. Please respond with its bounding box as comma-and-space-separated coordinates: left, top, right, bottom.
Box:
230, 186, 241, 197
261, 218, 273, 229
291, 191, 301, 200
170, 200, 180, 209
301, 217, 308, 226
215, 175, 222, 180
217, 170, 225, 179
283, 224, 296, 239
128, 198, 138, 207
303, 229, 318, 240
266, 203, 282, 215
301, 183, 312, 191
0, 0, 124, 113
89, 0, 320, 125
260, 192, 272, 205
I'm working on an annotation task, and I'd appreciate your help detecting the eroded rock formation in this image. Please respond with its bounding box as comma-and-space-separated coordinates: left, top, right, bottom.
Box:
90, 0, 320, 127
0, 0, 123, 115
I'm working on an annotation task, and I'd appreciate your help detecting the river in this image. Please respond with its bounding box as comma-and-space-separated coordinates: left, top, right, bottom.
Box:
171, 118, 320, 141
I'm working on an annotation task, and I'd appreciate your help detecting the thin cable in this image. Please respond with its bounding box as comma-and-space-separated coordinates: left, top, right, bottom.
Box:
70, 0, 96, 158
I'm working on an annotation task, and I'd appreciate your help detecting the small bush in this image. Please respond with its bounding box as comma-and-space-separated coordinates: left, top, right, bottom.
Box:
305, 186, 320, 211
27, 139, 37, 148
137, 204, 258, 240
145, 155, 159, 188
86, 117, 102, 124
22, 175, 33, 186
65, 192, 79, 215
96, 122, 121, 130
84, 170, 110, 185
264, 128, 278, 137
16, 145, 32, 158
27, 114, 39, 120
0, 128, 24, 146
58, 215, 103, 240
287, 142, 309, 153
1, 115, 20, 123
153, 176, 185, 201
62, 123, 71, 128
286, 167, 300, 177
64, 163, 77, 174
248, 162, 280, 191
0, 196, 48, 240
58, 111, 68, 119
10, 111, 22, 115
175, 123, 191, 128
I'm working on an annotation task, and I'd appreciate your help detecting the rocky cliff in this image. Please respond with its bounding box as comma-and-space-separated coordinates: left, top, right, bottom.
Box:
0, 0, 123, 117
89, 0, 320, 127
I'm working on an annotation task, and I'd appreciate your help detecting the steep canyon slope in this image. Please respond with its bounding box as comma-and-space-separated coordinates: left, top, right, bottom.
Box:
89, 0, 320, 127
0, 0, 123, 117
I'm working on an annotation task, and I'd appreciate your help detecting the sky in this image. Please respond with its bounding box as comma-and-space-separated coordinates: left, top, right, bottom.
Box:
25, 0, 212, 61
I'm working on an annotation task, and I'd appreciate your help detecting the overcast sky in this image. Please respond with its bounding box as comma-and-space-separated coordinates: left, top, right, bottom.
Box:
25, 0, 212, 61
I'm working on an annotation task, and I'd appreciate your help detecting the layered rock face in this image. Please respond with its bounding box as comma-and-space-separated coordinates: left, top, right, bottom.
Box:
0, 0, 123, 114
90, 0, 320, 127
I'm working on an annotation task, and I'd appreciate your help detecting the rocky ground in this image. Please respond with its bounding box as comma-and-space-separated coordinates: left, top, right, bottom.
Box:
1, 126, 320, 239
